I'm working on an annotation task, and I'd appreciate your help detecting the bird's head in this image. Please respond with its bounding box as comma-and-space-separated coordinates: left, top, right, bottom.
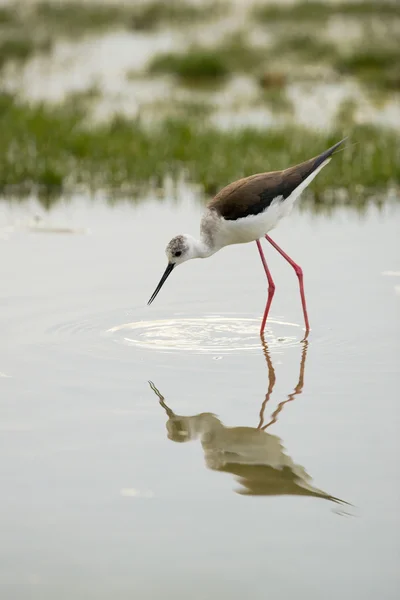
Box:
147, 234, 200, 305
166, 234, 195, 265
166, 417, 191, 443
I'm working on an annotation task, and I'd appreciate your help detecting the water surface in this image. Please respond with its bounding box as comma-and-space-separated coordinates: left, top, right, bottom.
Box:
1, 193, 399, 599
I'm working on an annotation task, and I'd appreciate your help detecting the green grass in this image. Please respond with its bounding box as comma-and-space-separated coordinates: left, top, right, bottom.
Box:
0, 1, 126, 68
260, 25, 400, 91
146, 25, 398, 93
34, 0, 220, 33
260, 87, 293, 114
148, 39, 266, 82
0, 36, 52, 69
335, 99, 358, 129
217, 36, 267, 72
336, 47, 400, 89
147, 99, 215, 120
254, 1, 400, 22
272, 33, 337, 62
131, 0, 222, 31
0, 38, 36, 67
0, 93, 399, 200
0, 5, 17, 25
33, 1, 129, 33
148, 49, 230, 82
0, 1, 222, 69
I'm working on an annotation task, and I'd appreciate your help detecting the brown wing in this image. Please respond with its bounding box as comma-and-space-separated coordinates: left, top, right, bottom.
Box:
207, 138, 346, 221
207, 170, 299, 220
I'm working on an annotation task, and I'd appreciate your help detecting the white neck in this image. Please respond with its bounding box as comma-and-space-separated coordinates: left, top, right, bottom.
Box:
187, 235, 216, 259
196, 238, 216, 258
188, 413, 224, 437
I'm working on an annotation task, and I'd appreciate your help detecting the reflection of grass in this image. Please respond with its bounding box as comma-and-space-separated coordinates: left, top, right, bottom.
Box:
1, 93, 399, 198
254, 1, 400, 22
148, 39, 266, 82
336, 47, 400, 89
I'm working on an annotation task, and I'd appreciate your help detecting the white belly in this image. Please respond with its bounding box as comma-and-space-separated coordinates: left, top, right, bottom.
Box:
219, 195, 291, 245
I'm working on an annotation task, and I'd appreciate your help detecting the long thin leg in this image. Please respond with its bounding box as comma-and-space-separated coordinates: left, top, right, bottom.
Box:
148, 381, 175, 418
261, 339, 308, 430
265, 234, 310, 332
256, 240, 276, 334
257, 335, 276, 429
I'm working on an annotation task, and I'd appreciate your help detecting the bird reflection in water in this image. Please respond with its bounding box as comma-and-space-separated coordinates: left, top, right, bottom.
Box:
149, 339, 348, 505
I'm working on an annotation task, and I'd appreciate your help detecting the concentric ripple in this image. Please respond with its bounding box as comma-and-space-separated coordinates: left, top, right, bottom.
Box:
105, 316, 301, 355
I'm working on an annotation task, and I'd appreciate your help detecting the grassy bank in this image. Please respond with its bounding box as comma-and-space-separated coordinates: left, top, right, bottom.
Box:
147, 37, 266, 83
0, 1, 221, 68
0, 94, 399, 200
2, 0, 399, 96
254, 1, 400, 22
146, 30, 400, 93
32, 0, 220, 33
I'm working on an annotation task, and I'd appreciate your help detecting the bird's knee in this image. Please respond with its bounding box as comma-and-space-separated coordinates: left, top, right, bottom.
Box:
294, 265, 303, 278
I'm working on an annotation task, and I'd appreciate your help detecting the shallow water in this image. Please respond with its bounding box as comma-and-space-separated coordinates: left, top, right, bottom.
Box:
1, 193, 399, 599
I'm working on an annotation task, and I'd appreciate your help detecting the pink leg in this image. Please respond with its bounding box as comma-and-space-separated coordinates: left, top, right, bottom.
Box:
256, 240, 276, 334
265, 234, 310, 332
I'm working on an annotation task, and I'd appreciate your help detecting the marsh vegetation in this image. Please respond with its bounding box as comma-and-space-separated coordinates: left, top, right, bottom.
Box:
0, 0, 399, 203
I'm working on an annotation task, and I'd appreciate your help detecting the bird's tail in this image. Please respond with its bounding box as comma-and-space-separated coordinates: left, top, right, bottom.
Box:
311, 137, 348, 171
284, 136, 348, 184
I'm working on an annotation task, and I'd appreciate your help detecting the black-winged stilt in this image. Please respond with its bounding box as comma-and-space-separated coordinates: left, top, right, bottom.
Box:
148, 138, 346, 334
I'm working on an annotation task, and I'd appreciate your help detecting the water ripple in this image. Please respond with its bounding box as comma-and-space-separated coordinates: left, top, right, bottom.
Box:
105, 316, 301, 355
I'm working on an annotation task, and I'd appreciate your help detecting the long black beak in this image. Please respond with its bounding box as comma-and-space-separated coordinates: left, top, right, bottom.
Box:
147, 263, 174, 305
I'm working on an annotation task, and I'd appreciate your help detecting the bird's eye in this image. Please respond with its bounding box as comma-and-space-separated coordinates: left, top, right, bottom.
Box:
174, 251, 182, 257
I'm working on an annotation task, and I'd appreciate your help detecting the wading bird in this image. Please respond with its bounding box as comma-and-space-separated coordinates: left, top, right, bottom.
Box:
148, 139, 346, 334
